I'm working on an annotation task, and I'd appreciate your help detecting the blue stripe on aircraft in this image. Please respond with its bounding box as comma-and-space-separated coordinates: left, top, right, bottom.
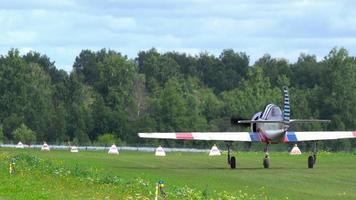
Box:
249, 133, 260, 142
286, 132, 297, 142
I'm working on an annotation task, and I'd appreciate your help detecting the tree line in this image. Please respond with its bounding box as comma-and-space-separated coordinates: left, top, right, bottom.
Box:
0, 48, 355, 150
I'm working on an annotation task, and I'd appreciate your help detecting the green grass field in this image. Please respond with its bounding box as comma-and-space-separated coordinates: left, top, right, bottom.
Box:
1, 148, 356, 199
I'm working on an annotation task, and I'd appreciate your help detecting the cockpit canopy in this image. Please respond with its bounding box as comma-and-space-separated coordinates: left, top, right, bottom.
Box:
251, 104, 284, 132
260, 104, 283, 120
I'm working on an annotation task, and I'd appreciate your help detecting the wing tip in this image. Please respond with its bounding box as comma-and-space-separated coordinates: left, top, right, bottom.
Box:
138, 133, 147, 138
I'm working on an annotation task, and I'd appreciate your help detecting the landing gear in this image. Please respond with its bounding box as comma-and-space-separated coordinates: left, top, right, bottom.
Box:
230, 156, 236, 169
308, 141, 317, 168
226, 142, 236, 169
263, 157, 269, 168
308, 156, 314, 168
263, 143, 270, 168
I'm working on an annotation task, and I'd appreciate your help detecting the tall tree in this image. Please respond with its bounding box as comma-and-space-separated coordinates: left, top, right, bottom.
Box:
254, 54, 291, 88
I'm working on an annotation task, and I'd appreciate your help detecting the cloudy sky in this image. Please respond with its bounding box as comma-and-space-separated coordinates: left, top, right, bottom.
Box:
1, 0, 355, 72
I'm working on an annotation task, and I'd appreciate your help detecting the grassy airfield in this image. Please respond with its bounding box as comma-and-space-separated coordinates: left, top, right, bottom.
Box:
1, 148, 356, 199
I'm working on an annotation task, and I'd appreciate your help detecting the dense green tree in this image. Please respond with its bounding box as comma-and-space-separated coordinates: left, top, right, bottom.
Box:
218, 49, 249, 89
0, 50, 57, 142
196, 50, 249, 93
96, 52, 136, 108
291, 54, 323, 88
0, 47, 355, 150
319, 48, 356, 130
23, 51, 67, 84
153, 78, 189, 131
96, 133, 119, 146
13, 123, 36, 144
165, 52, 198, 77
129, 74, 149, 120
221, 67, 280, 119
65, 73, 93, 144
199, 88, 223, 123
23, 63, 54, 141
255, 54, 291, 88
137, 49, 181, 90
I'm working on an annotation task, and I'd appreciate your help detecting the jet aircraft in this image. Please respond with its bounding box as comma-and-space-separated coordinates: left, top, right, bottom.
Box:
139, 87, 356, 169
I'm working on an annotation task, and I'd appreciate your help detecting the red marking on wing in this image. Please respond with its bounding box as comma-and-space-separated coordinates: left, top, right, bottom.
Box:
353, 132, 356, 137
176, 133, 193, 140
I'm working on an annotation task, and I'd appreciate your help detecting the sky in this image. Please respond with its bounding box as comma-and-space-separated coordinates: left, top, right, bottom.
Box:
1, 0, 355, 72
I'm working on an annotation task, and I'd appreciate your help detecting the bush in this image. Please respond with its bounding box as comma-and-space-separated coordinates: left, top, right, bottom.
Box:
12, 124, 36, 144
96, 133, 120, 146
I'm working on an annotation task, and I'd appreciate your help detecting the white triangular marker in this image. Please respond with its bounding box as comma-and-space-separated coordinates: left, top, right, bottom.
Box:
41, 142, 50, 151
16, 141, 24, 149
108, 144, 119, 154
155, 145, 166, 156
70, 146, 79, 153
290, 144, 302, 155
209, 144, 221, 156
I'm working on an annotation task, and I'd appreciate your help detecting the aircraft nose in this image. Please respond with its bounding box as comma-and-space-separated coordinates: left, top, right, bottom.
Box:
265, 129, 286, 136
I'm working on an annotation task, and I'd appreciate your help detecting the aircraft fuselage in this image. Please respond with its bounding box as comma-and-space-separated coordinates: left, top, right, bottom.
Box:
252, 104, 287, 143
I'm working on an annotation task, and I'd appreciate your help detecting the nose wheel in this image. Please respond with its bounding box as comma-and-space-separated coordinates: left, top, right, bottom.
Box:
263, 143, 270, 168
263, 157, 270, 168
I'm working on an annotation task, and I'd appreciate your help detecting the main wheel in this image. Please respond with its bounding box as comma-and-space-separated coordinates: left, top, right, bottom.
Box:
263, 158, 270, 168
230, 156, 236, 169
308, 156, 314, 168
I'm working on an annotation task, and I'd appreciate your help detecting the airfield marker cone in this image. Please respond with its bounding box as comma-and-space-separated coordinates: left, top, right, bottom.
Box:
70, 146, 79, 153
290, 144, 302, 155
155, 145, 166, 156
41, 142, 50, 151
209, 144, 221, 156
16, 141, 24, 149
108, 144, 119, 154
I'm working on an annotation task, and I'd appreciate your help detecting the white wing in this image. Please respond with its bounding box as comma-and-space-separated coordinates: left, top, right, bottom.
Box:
285, 131, 356, 142
138, 132, 256, 142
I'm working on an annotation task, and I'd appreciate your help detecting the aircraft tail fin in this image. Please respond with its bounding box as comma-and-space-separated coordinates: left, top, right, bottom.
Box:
282, 86, 290, 122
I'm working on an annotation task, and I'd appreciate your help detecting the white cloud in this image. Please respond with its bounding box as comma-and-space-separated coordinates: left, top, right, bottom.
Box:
19, 47, 33, 55
0, 0, 78, 10
106, 16, 137, 30
0, 0, 355, 71
1, 31, 38, 45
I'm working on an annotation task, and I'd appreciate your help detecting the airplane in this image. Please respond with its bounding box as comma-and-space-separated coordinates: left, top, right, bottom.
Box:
138, 87, 356, 169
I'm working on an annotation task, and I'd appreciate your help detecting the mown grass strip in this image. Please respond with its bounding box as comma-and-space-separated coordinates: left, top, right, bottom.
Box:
0, 151, 262, 200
